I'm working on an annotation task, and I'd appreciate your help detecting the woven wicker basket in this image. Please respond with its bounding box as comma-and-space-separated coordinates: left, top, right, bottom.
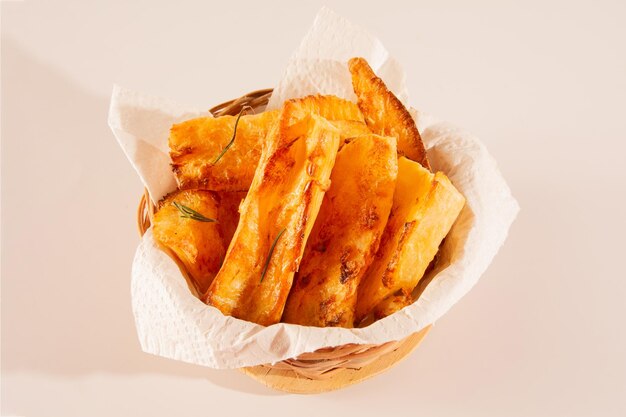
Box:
136, 89, 431, 393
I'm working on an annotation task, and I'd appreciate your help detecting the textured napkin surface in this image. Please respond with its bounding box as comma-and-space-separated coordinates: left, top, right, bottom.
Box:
110, 7, 519, 368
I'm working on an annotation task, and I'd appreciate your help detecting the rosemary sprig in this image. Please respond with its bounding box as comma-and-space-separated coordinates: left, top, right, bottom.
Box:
172, 201, 218, 223
260, 228, 286, 283
212, 106, 251, 165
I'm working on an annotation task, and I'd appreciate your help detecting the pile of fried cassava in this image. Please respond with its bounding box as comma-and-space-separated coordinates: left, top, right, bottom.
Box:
153, 58, 465, 327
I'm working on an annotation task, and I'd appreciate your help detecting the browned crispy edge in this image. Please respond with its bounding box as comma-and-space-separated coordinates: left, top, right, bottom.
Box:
348, 57, 431, 170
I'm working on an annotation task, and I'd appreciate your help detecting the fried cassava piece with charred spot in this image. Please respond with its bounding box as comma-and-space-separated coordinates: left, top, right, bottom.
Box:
348, 57, 430, 169
169, 110, 279, 192
170, 96, 369, 193
215, 190, 247, 247
153, 189, 225, 294
370, 291, 413, 323
204, 99, 341, 326
355, 157, 465, 324
282, 134, 398, 327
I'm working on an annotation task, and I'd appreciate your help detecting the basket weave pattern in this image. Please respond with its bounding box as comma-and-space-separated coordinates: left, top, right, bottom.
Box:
136, 89, 417, 380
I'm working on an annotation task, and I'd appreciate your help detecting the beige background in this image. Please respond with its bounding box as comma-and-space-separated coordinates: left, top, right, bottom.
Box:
2, 1, 625, 416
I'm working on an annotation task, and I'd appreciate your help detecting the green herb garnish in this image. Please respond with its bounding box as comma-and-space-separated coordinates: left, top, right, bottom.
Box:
172, 201, 218, 223
260, 228, 286, 283
212, 106, 251, 164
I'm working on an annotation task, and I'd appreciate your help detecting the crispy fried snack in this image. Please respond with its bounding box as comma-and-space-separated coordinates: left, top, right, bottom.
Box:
355, 157, 465, 324
170, 110, 279, 192
152, 189, 225, 294
282, 134, 398, 327
204, 99, 341, 326
348, 57, 430, 169
281, 95, 365, 126
170, 96, 368, 193
284, 95, 370, 145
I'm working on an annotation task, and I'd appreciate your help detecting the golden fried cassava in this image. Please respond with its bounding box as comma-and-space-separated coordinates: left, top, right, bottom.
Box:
204, 100, 341, 326
282, 95, 371, 146
283, 134, 398, 327
281, 94, 364, 126
152, 189, 225, 294
169, 110, 279, 192
355, 157, 465, 324
170, 97, 368, 193
348, 57, 430, 169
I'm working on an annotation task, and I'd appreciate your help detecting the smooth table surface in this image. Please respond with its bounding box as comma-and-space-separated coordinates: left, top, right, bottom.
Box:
2, 1, 625, 416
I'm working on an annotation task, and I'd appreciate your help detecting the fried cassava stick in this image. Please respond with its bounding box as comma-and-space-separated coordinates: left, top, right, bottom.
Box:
204, 97, 341, 326
283, 134, 398, 327
348, 57, 430, 169
153, 189, 225, 294
170, 96, 369, 192
355, 157, 465, 324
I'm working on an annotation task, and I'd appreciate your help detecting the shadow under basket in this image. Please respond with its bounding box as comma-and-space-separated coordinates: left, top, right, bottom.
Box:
135, 88, 432, 394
